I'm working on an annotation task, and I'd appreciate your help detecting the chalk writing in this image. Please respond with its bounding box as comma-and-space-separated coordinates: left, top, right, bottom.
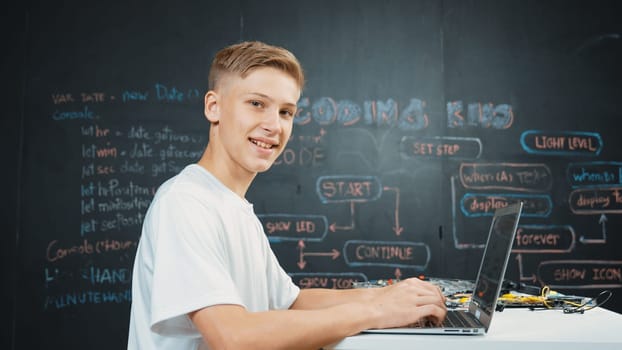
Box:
81, 163, 96, 178
40, 78, 621, 318
122, 90, 149, 102
512, 225, 575, 253
460, 163, 552, 192
343, 240, 430, 270
567, 161, 622, 188
46, 239, 137, 262
461, 193, 552, 217
154, 83, 201, 103
98, 212, 145, 232
52, 105, 96, 121
81, 92, 107, 103
274, 146, 325, 167
520, 130, 602, 156
447, 101, 514, 129
44, 267, 71, 287
50, 85, 198, 106
316, 175, 382, 203
80, 124, 110, 137
156, 144, 202, 161
80, 180, 152, 198
400, 136, 482, 159
82, 266, 131, 285
44, 289, 132, 310
289, 272, 368, 289
96, 197, 152, 213
449, 176, 486, 249
119, 160, 145, 174
127, 125, 150, 139
51, 93, 75, 104
538, 260, 622, 289
569, 187, 622, 214
257, 214, 328, 242
153, 126, 198, 144
81, 143, 117, 159
42, 85, 211, 314
125, 142, 153, 158
46, 266, 133, 287
151, 160, 186, 177
295, 97, 429, 130
274, 133, 326, 167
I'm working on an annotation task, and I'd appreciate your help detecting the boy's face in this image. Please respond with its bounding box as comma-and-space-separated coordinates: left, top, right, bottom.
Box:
205, 67, 300, 175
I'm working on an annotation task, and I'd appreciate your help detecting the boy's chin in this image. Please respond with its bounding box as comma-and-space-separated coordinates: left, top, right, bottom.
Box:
249, 161, 275, 174
255, 164, 274, 173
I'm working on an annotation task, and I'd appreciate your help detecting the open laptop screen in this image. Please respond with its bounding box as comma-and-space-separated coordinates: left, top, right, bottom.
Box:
471, 205, 522, 323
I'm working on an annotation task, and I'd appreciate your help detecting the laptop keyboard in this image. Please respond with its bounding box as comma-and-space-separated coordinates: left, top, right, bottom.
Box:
443, 311, 481, 328
411, 311, 481, 329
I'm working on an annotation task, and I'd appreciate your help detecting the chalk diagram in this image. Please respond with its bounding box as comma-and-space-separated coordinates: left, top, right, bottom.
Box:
259, 123, 622, 291
451, 131, 622, 290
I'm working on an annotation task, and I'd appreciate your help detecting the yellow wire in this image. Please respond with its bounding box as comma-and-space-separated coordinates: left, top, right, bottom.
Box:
541, 286, 553, 308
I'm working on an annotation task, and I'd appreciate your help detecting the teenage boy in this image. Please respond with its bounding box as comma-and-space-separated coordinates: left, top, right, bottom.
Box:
128, 41, 446, 350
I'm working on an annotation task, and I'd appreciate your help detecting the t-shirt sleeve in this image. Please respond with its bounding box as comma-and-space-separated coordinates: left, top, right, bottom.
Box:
148, 188, 242, 337
265, 244, 300, 310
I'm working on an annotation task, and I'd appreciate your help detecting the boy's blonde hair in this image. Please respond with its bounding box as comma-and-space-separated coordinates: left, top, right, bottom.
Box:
208, 41, 305, 91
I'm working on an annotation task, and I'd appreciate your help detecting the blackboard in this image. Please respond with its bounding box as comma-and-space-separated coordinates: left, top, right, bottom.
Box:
2, 3, 27, 350
10, 0, 622, 348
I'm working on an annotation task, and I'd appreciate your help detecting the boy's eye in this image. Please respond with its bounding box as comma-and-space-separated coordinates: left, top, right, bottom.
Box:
250, 100, 263, 107
281, 109, 295, 117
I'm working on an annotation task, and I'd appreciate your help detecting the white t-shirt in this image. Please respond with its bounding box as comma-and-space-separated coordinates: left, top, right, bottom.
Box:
128, 164, 300, 350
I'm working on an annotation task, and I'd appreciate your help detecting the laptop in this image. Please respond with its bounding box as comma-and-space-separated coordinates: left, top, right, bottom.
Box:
363, 201, 524, 335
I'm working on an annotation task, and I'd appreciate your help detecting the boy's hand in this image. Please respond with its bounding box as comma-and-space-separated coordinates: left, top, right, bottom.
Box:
369, 277, 447, 329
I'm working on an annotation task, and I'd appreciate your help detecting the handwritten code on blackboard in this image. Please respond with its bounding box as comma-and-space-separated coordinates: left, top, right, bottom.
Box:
8, 1, 622, 349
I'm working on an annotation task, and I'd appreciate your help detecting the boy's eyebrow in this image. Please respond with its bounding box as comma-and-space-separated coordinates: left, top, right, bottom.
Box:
246, 92, 297, 108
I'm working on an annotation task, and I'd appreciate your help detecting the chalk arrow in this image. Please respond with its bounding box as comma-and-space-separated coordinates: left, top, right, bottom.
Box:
304, 249, 340, 260
579, 213, 608, 244
330, 201, 356, 232
600, 213, 608, 231
297, 240, 340, 269
516, 254, 537, 283
297, 240, 307, 269
383, 186, 404, 235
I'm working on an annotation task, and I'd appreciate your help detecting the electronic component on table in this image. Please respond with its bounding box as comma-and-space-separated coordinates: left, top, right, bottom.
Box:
353, 277, 475, 295
352, 277, 609, 313
352, 279, 399, 288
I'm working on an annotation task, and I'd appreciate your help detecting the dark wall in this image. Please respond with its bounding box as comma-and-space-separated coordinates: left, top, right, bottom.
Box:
10, 0, 622, 348
2, 3, 27, 350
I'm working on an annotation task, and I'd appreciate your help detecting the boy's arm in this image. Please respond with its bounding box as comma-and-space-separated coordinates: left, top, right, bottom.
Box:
189, 277, 446, 350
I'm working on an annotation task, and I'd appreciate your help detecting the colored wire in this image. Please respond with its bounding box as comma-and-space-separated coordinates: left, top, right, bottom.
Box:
562, 290, 612, 314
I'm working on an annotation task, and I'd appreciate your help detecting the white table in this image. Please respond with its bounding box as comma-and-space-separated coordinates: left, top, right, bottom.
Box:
326, 307, 622, 349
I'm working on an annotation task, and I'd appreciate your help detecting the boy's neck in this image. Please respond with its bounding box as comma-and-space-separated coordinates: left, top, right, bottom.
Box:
196, 148, 255, 199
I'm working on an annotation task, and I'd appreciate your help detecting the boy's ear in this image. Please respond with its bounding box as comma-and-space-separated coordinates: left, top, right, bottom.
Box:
204, 91, 220, 123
